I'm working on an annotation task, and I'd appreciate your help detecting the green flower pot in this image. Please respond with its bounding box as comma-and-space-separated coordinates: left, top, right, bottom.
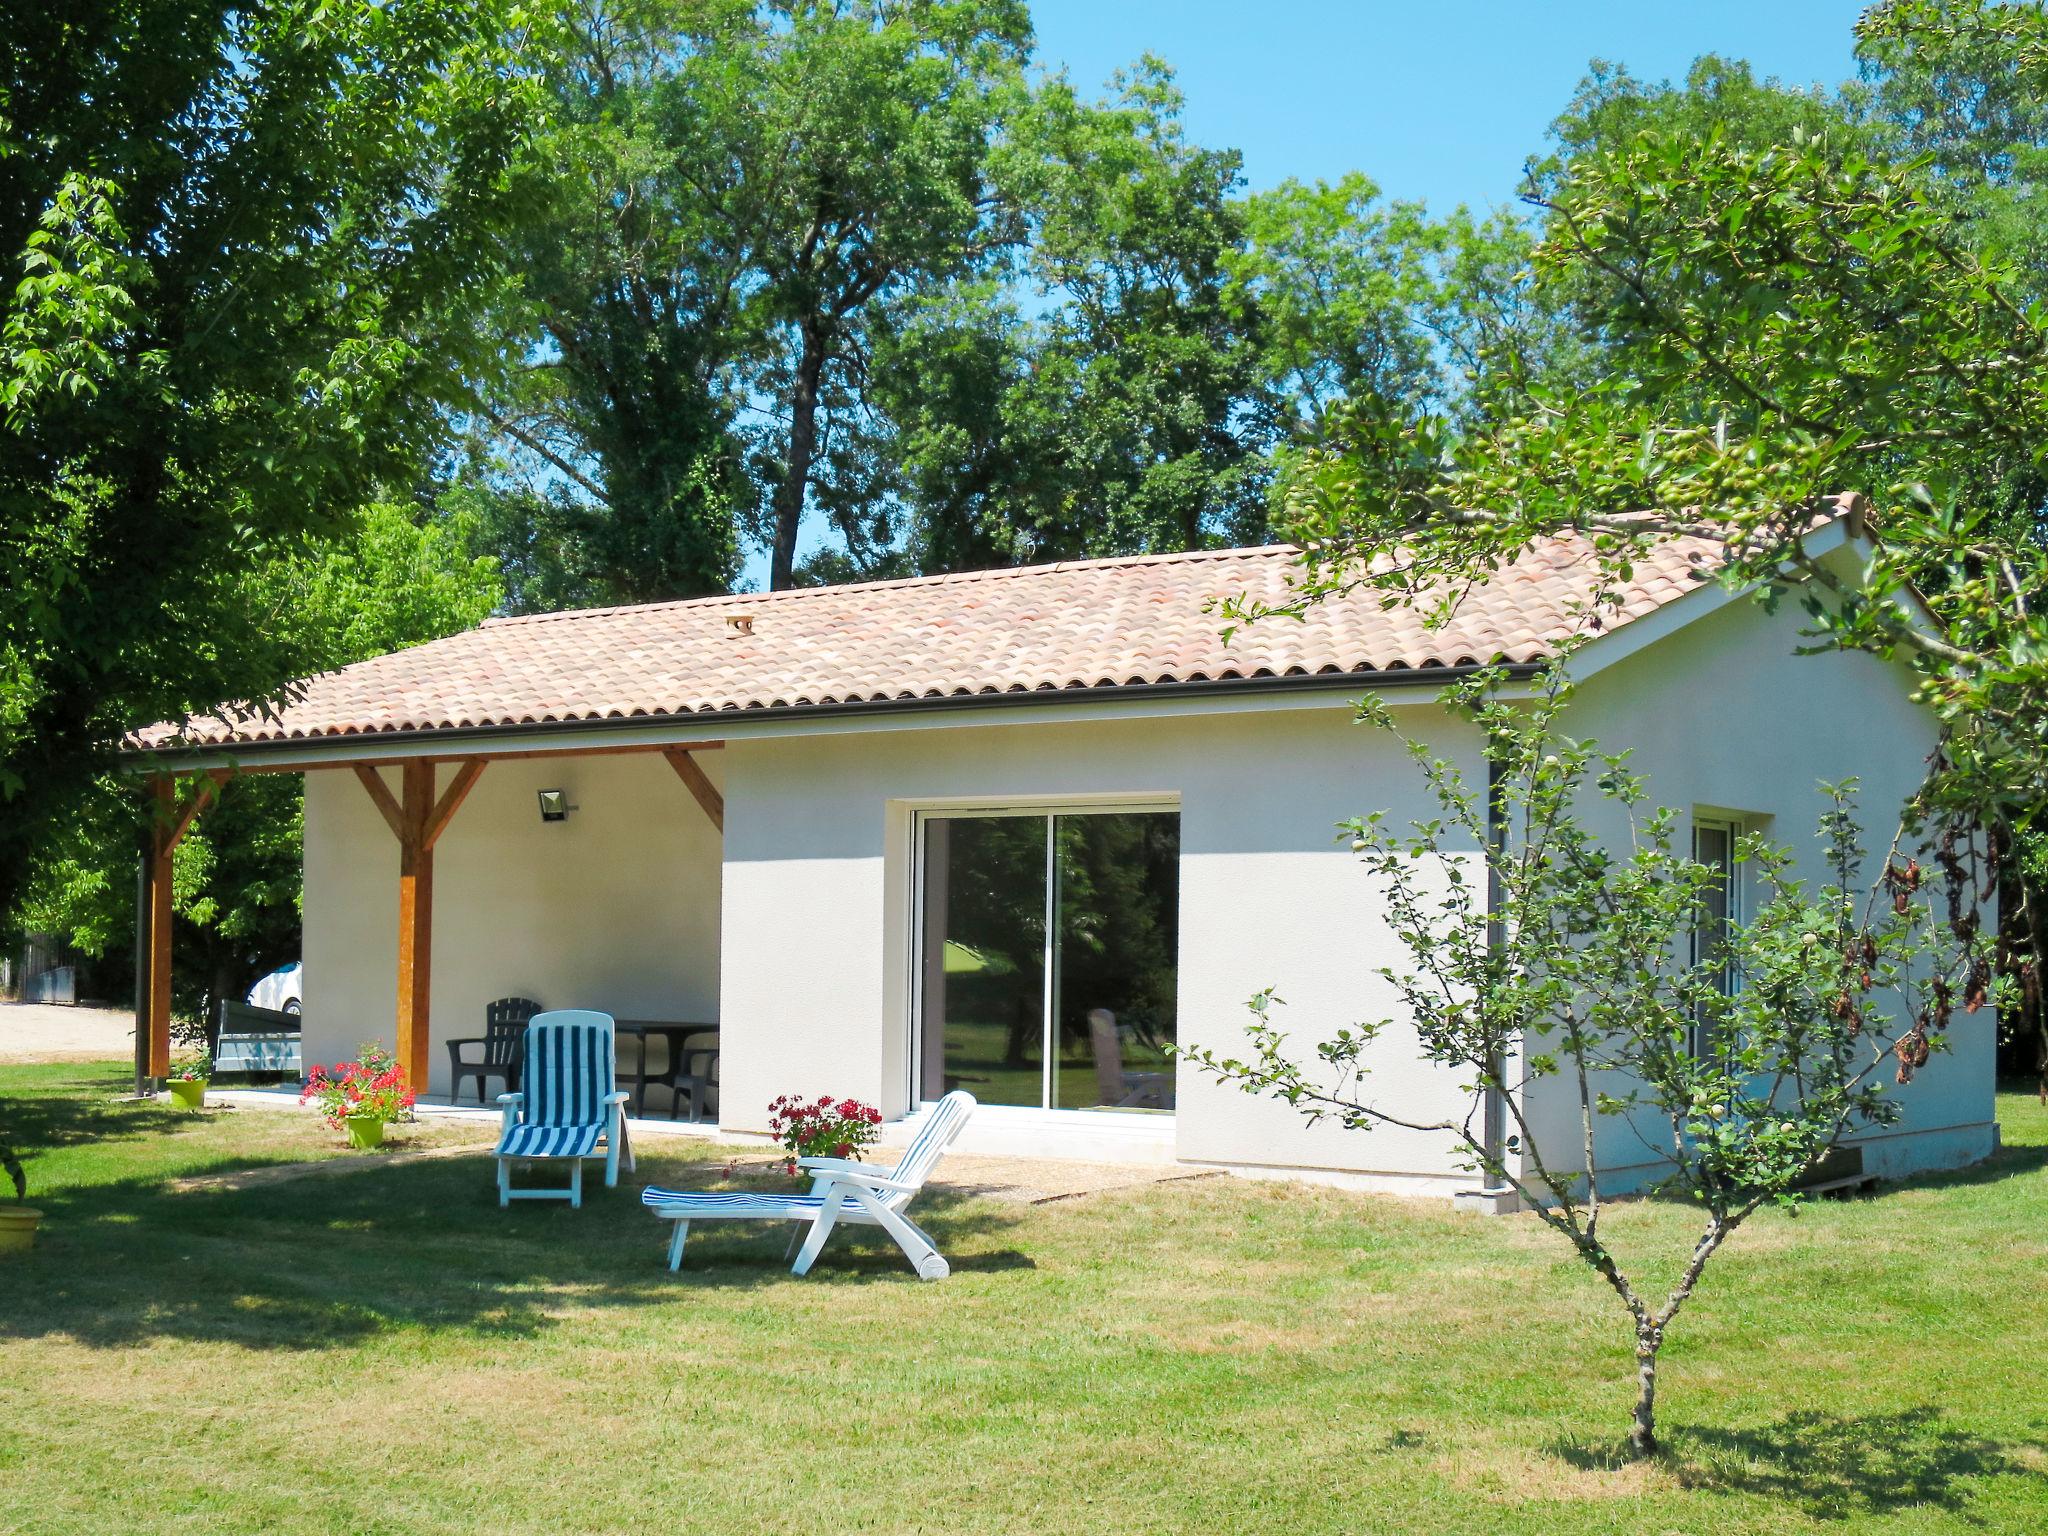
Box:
166, 1079, 207, 1109
0, 1205, 42, 1254
343, 1114, 386, 1151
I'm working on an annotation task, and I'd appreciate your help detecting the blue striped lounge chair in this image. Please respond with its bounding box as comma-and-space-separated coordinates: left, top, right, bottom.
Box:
641, 1090, 976, 1280
495, 1010, 632, 1208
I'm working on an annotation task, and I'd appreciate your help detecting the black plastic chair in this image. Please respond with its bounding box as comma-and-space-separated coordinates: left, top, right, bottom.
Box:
660, 1028, 719, 1123
445, 996, 541, 1105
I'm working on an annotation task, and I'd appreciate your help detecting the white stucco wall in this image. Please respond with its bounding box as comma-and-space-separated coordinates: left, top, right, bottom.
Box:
1520, 577, 1999, 1190
301, 750, 724, 1096
718, 705, 1487, 1184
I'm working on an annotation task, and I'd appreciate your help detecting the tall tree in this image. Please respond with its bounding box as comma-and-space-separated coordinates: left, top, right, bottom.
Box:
0, 0, 534, 918
466, 0, 754, 609
859, 63, 1275, 575
469, 7, 1614, 596
1229, 174, 1516, 433
734, 0, 1034, 588
1858, 0, 2048, 289
476, 0, 1036, 595
1544, 54, 1866, 176
1222, 170, 1562, 518
11, 499, 504, 1026
1186, 669, 1994, 1458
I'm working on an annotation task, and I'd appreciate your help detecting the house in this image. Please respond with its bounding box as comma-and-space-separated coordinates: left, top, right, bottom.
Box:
131, 515, 1998, 1197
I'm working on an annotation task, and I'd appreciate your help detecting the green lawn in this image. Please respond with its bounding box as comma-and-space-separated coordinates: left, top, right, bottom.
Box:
2, 1063, 2046, 1535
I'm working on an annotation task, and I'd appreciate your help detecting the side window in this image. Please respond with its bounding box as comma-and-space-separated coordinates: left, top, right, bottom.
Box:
1690, 818, 1740, 1056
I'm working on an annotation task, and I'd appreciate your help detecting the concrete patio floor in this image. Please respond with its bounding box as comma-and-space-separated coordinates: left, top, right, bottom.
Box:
192, 1085, 1212, 1204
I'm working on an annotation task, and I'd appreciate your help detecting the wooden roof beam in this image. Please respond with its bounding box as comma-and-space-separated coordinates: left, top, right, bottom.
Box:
664, 748, 724, 834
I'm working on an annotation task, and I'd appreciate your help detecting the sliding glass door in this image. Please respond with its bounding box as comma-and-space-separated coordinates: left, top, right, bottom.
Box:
918, 809, 1179, 1112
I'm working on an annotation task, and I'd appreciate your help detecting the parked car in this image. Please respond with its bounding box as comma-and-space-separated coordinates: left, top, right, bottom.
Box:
247, 962, 302, 1016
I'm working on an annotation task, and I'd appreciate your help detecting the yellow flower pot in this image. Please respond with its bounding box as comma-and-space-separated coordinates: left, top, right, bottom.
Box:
167, 1079, 208, 1109
0, 1205, 43, 1253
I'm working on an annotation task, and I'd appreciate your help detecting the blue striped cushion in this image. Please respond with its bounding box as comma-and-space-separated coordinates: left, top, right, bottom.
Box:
498, 1122, 602, 1160
640, 1186, 828, 1211
525, 1019, 614, 1126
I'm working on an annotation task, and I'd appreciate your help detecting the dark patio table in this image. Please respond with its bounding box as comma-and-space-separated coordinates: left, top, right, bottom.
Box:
614, 1020, 719, 1121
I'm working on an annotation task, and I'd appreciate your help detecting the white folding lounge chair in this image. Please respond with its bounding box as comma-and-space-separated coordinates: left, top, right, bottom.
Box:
641, 1090, 976, 1279
495, 1010, 632, 1208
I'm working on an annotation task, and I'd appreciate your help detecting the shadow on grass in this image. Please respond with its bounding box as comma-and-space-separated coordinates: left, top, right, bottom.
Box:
1542, 1137, 2048, 1221
1, 1114, 1032, 1355
1, 1073, 190, 1153
1878, 1139, 2048, 1196
1551, 1408, 2038, 1520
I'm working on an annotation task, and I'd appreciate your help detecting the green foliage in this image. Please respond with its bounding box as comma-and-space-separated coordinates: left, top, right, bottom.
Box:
1229, 173, 1553, 435
858, 62, 1273, 574
465, 9, 1492, 590
463, 0, 761, 608
0, 0, 536, 920
1277, 15, 2048, 825
987, 62, 1267, 559
1859, 0, 2048, 291
1261, 0, 2048, 1081
1182, 666, 1996, 1456
11, 501, 503, 1026
468, 0, 1040, 594
1544, 54, 1868, 181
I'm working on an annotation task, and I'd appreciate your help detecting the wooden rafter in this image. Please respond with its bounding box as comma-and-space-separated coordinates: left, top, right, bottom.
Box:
156, 768, 228, 854
353, 764, 407, 842
421, 759, 486, 851
664, 748, 724, 833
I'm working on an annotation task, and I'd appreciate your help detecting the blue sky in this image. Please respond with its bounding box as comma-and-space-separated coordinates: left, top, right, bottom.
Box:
749, 2, 1868, 585
1027, 0, 1869, 213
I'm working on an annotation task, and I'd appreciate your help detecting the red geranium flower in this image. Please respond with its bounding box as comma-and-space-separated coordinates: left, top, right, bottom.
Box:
765, 1091, 885, 1175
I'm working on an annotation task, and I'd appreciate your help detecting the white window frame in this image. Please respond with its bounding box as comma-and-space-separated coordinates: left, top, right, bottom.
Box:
1690, 815, 1744, 1058
907, 796, 1180, 1115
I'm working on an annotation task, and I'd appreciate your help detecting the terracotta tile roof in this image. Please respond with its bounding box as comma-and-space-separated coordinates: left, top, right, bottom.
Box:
135, 533, 1721, 751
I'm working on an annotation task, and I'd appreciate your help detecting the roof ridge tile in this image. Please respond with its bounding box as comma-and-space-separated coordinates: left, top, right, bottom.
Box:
480, 543, 1294, 628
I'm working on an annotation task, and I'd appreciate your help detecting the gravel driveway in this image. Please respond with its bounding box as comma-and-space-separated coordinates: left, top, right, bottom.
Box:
0, 1002, 136, 1063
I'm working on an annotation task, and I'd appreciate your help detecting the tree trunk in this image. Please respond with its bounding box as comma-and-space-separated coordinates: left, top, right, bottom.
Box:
769, 321, 829, 591
1004, 990, 1035, 1070
206, 959, 237, 1056
1630, 1328, 1660, 1457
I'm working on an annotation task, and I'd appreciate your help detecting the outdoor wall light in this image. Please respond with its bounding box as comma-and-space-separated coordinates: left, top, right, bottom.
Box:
538, 789, 574, 823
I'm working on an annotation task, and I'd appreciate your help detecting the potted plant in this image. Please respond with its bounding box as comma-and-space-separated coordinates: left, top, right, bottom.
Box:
165, 1053, 212, 1109
766, 1094, 884, 1178
300, 1047, 416, 1150
0, 1117, 39, 1253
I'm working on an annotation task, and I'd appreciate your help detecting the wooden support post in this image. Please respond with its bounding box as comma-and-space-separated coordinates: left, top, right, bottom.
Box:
395, 759, 435, 1091
143, 771, 225, 1080
147, 777, 175, 1079
664, 748, 724, 833
358, 756, 484, 1091
132, 841, 150, 1097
